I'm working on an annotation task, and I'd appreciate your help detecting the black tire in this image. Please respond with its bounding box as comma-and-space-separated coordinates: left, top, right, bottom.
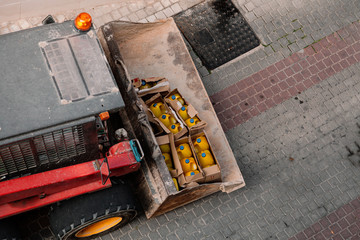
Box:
0, 216, 22, 240
49, 180, 137, 240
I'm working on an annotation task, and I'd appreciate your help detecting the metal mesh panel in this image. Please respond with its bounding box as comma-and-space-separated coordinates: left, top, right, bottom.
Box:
174, 0, 260, 69
0, 141, 36, 177
33, 125, 85, 164
0, 125, 86, 177
0, 155, 6, 177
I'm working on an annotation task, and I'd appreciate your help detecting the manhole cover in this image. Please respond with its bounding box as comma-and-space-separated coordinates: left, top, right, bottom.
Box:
174, 0, 260, 70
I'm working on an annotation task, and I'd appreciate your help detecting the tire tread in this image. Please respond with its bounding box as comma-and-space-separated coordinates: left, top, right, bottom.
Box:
49, 182, 137, 240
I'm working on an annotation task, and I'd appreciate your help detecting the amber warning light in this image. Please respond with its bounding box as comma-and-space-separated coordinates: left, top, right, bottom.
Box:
74, 12, 92, 31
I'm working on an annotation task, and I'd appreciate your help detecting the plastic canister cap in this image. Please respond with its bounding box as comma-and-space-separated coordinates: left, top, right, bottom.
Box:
197, 138, 201, 143
171, 95, 176, 100
161, 115, 166, 119
171, 125, 176, 129
141, 80, 146, 86
181, 106, 185, 111
185, 159, 189, 163
190, 119, 194, 123
190, 172, 195, 176
180, 145, 184, 150
201, 153, 206, 157
153, 103, 157, 107
162, 155, 165, 159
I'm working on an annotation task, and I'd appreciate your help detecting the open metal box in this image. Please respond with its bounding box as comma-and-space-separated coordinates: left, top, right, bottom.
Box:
98, 18, 245, 218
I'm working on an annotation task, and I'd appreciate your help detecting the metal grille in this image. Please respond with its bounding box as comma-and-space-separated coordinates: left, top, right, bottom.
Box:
33, 126, 85, 164
174, 0, 260, 70
0, 125, 86, 177
0, 141, 36, 177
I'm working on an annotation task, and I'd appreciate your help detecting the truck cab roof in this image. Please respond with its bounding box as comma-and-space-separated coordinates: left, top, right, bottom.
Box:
0, 21, 124, 144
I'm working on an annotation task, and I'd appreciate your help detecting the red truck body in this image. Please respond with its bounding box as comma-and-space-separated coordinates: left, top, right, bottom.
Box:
0, 141, 140, 219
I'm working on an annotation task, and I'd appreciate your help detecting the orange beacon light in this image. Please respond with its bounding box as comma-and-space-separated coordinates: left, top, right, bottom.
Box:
74, 12, 92, 32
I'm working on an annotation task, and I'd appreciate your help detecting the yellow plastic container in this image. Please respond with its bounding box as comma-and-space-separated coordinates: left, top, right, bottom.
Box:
159, 114, 176, 127
172, 178, 179, 191
169, 124, 182, 134
185, 170, 200, 176
139, 80, 152, 90
168, 93, 185, 105
180, 157, 197, 173
193, 136, 210, 153
197, 150, 215, 168
159, 143, 171, 153
176, 143, 192, 159
150, 102, 166, 118
185, 117, 199, 127
162, 153, 173, 169
178, 105, 190, 120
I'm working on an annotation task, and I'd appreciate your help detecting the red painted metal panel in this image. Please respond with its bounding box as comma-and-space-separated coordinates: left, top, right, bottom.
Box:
0, 141, 140, 219
0, 161, 105, 205
106, 142, 141, 176
0, 180, 112, 219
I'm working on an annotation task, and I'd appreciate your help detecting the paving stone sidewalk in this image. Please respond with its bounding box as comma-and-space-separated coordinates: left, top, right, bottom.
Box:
200, 0, 360, 95
0, 0, 360, 239
0, 0, 203, 34
98, 50, 360, 240
210, 20, 360, 132
290, 197, 360, 240
225, 60, 360, 239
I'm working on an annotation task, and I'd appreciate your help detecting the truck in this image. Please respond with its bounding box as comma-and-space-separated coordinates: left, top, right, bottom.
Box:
0, 13, 245, 239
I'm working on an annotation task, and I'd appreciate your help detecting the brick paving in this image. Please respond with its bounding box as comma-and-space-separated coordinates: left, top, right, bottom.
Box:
289, 197, 360, 240
210, 20, 360, 132
0, 0, 203, 35
223, 62, 360, 239
1, 1, 360, 240
200, 0, 360, 95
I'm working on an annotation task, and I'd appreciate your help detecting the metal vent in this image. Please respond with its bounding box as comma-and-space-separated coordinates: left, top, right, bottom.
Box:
0, 125, 86, 178
33, 125, 85, 164
41, 34, 117, 102
0, 141, 36, 177
42, 39, 88, 101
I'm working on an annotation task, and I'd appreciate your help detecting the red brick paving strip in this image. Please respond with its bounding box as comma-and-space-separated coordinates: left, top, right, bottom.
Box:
289, 197, 360, 240
210, 20, 360, 132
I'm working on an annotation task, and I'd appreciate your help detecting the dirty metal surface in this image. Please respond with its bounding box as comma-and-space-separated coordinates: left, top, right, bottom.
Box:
107, 19, 244, 190
105, 19, 245, 218
100, 18, 245, 218
174, 0, 260, 70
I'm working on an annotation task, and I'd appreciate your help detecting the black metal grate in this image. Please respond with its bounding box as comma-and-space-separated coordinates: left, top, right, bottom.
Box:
0, 125, 86, 177
174, 0, 260, 70
0, 141, 36, 176
33, 126, 85, 164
